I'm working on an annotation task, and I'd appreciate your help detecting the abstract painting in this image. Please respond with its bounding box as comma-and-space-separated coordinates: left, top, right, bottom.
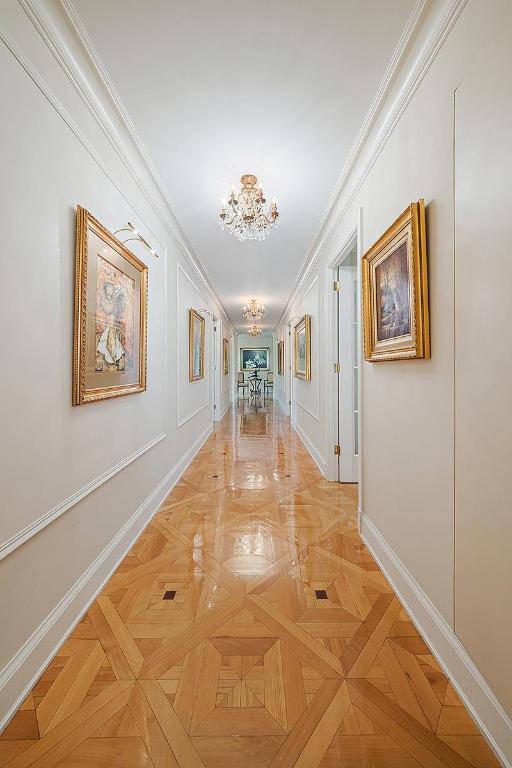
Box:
73, 206, 147, 405
363, 200, 430, 361
240, 348, 269, 371
189, 308, 205, 381
294, 315, 311, 380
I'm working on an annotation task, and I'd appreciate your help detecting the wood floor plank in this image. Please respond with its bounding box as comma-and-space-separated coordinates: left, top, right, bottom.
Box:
128, 683, 179, 768
4, 683, 132, 768
247, 596, 343, 678
348, 679, 475, 768
140, 596, 244, 678
139, 680, 206, 768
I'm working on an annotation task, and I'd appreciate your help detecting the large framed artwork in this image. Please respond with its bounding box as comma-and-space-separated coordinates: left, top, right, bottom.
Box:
73, 206, 148, 405
223, 337, 229, 375
294, 315, 311, 380
189, 309, 205, 381
277, 340, 284, 375
240, 347, 269, 371
362, 199, 430, 362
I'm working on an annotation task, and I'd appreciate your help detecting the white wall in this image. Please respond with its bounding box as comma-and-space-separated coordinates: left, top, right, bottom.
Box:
276, 1, 512, 763
0, 0, 233, 727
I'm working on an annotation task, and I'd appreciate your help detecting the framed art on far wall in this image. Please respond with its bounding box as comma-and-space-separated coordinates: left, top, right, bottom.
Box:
240, 348, 269, 371
223, 337, 229, 375
277, 340, 284, 375
362, 199, 430, 362
189, 308, 205, 381
73, 205, 148, 405
294, 315, 311, 380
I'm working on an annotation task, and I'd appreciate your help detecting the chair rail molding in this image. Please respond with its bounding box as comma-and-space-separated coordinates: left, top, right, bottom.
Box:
276, 0, 468, 329
0, 432, 166, 561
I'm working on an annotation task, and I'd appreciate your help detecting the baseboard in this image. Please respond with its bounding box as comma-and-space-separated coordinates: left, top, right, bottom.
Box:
361, 515, 512, 768
215, 398, 231, 421
291, 417, 328, 477
275, 396, 289, 415
0, 422, 212, 732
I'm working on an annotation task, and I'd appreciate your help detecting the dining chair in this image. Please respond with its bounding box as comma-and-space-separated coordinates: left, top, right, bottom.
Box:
237, 372, 248, 399
264, 371, 274, 401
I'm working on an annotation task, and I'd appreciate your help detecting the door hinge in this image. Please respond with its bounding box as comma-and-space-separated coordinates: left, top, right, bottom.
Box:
334, 444, 341, 455
333, 280, 340, 292
213, 326, 217, 331
333, 362, 340, 373
288, 400, 291, 406
213, 404, 216, 409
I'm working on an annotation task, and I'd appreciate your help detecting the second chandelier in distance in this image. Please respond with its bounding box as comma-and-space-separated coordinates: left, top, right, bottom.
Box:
248, 325, 262, 337
219, 174, 279, 242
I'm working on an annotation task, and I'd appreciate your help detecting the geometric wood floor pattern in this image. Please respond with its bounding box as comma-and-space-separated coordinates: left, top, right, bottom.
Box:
0, 404, 500, 767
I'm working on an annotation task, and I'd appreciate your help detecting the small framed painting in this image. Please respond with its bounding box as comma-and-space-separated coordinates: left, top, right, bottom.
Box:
189, 308, 205, 381
223, 337, 229, 375
294, 315, 311, 380
277, 340, 284, 375
73, 206, 148, 405
240, 348, 269, 371
362, 199, 430, 362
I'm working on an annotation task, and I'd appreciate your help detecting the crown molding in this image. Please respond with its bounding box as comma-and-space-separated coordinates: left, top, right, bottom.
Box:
17, 0, 233, 331
276, 0, 468, 330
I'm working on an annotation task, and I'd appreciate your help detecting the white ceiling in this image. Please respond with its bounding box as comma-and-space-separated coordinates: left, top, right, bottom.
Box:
73, 0, 414, 330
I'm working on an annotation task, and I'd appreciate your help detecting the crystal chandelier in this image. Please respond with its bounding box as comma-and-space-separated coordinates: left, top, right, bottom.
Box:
248, 325, 262, 337
242, 298, 265, 322
219, 174, 279, 242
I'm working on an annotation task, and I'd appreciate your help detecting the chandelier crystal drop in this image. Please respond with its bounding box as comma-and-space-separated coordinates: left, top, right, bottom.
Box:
219, 174, 279, 242
248, 325, 262, 337
242, 298, 265, 322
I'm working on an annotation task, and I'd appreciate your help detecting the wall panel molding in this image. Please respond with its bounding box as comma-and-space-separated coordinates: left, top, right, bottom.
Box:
0, 422, 212, 731
176, 263, 210, 427
0, 432, 166, 561
362, 516, 512, 768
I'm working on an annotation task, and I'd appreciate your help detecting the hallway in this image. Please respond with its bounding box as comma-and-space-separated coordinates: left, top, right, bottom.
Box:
0, 404, 498, 768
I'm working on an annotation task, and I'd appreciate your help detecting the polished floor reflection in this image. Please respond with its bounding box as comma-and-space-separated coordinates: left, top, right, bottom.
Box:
0, 404, 499, 767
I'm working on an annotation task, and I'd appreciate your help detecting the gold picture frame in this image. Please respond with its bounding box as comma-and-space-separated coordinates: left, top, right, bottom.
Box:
223, 337, 229, 375
362, 199, 430, 362
189, 308, 205, 381
73, 206, 148, 405
294, 315, 311, 380
277, 340, 284, 375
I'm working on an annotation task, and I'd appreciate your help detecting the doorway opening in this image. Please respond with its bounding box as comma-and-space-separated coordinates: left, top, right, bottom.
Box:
329, 215, 362, 517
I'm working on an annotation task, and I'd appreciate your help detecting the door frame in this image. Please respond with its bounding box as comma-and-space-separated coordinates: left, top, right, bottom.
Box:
325, 209, 363, 524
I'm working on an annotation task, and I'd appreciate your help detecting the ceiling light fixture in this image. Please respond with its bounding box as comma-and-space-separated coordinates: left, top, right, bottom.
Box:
248, 325, 262, 337
242, 298, 265, 322
219, 174, 279, 242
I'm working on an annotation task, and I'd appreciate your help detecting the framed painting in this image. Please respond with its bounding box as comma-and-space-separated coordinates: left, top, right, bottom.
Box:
362, 199, 430, 362
189, 308, 205, 381
240, 348, 269, 371
223, 337, 229, 375
294, 315, 311, 380
277, 340, 284, 375
73, 206, 147, 405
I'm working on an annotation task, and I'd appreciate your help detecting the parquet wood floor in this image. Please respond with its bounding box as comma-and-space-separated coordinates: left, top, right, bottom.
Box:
0, 403, 500, 767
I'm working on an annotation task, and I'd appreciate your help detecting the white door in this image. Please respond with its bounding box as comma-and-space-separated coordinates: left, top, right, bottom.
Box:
336, 253, 360, 482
